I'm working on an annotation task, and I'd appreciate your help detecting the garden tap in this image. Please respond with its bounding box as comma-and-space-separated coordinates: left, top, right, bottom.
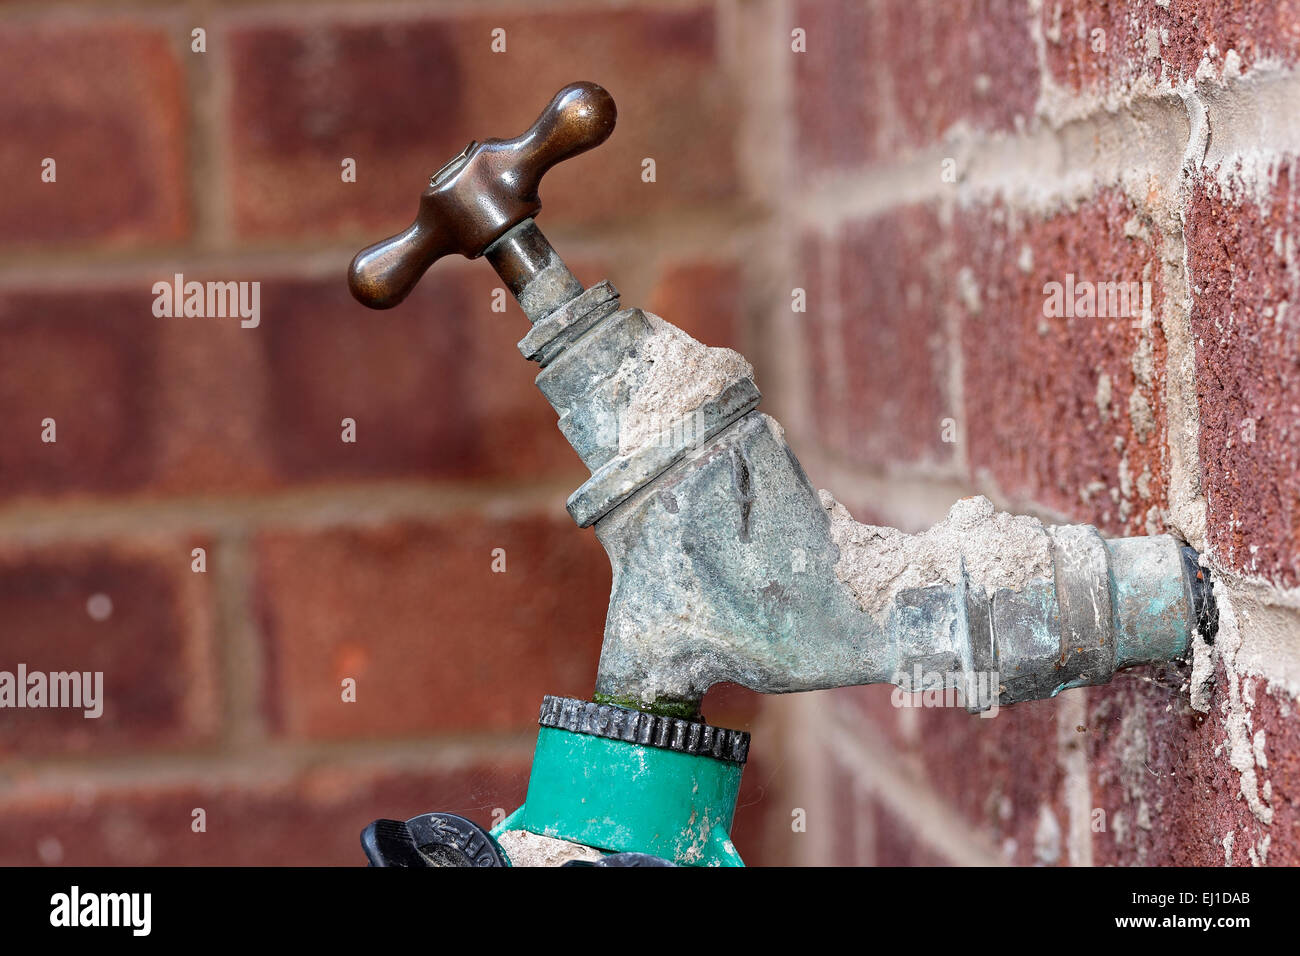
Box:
349, 82, 1218, 866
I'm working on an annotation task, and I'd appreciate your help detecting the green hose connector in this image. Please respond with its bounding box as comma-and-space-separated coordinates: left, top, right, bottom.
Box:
491, 696, 748, 867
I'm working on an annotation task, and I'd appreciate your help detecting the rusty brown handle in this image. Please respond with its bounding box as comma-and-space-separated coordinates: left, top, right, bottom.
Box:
348, 82, 616, 309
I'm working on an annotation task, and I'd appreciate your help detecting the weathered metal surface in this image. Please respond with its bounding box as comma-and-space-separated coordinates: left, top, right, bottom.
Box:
1108, 534, 1199, 667
518, 277, 621, 365
569, 377, 762, 526
520, 279, 1211, 714
486, 220, 585, 323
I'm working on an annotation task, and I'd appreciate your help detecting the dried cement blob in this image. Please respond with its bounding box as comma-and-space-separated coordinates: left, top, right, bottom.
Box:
496, 829, 606, 867
820, 491, 1054, 618
1188, 628, 1216, 713
1205, 578, 1274, 826
616, 312, 753, 455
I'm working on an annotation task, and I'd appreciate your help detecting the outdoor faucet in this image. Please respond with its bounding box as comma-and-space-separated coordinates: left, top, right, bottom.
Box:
349, 83, 1219, 867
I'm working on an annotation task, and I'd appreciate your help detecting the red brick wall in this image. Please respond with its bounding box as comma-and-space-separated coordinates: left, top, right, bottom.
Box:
0, 1, 771, 866
1, 0, 1298, 868
775, 0, 1300, 867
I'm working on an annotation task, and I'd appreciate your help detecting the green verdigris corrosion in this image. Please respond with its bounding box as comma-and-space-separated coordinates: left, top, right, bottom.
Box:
590, 692, 701, 719
496, 725, 744, 867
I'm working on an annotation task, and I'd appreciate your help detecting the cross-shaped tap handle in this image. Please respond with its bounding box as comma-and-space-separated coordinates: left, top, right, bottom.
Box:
348, 82, 616, 310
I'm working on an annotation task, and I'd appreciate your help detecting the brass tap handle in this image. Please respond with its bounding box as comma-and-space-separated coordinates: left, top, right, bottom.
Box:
348, 81, 617, 309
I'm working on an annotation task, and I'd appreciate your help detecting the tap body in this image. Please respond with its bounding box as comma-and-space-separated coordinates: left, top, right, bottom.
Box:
507, 226, 1215, 717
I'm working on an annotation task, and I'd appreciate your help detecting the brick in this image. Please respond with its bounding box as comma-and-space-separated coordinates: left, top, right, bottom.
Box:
147, 288, 280, 495
817, 740, 870, 865
839, 683, 916, 755
0, 269, 589, 500
255, 513, 611, 739
836, 682, 1072, 865
1252, 683, 1300, 865
1187, 162, 1300, 585
793, 0, 1038, 173
0, 280, 293, 497
868, 686, 1068, 865
957, 192, 1169, 536
1086, 667, 1299, 866
225, 7, 737, 239
1043, 0, 1300, 93
872, 800, 954, 866
0, 21, 188, 247
0, 760, 528, 865
877, 0, 1039, 150
792, 0, 874, 173
822, 731, 962, 865
648, 260, 742, 352
800, 209, 954, 470
0, 287, 159, 498
797, 230, 828, 437
261, 269, 583, 484
0, 537, 218, 757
